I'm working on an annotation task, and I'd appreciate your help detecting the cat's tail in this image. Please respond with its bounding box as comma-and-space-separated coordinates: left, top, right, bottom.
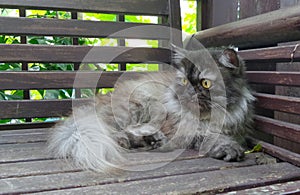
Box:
47, 105, 126, 172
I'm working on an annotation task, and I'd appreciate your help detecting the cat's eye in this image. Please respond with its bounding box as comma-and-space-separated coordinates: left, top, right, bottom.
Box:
201, 79, 212, 89
181, 78, 188, 85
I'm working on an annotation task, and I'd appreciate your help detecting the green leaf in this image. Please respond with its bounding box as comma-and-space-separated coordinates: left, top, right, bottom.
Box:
245, 143, 263, 154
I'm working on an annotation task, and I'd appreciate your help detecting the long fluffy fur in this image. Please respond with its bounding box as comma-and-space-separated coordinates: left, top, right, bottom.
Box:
48, 47, 255, 172
48, 102, 126, 172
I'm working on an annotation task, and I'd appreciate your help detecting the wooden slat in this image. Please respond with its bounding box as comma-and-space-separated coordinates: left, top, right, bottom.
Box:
0, 0, 169, 16
254, 115, 300, 144
0, 159, 82, 179
239, 0, 280, 19
187, 5, 300, 49
0, 99, 92, 119
8, 163, 300, 195
0, 153, 258, 180
247, 71, 300, 86
200, 0, 238, 30
0, 17, 170, 39
220, 180, 300, 195
239, 45, 300, 62
0, 44, 171, 63
258, 140, 300, 167
0, 71, 146, 90
0, 128, 48, 144
255, 93, 300, 115
0, 142, 50, 163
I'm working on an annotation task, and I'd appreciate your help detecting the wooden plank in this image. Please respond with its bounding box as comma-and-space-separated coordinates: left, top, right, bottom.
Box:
254, 115, 300, 144
255, 93, 300, 115
239, 44, 300, 62
0, 71, 146, 90
0, 142, 50, 163
0, 44, 171, 63
189, 5, 300, 49
281, 0, 300, 8
200, 0, 238, 30
0, 141, 201, 164
0, 17, 170, 39
259, 140, 300, 167
0, 159, 81, 179
247, 71, 300, 87
0, 128, 48, 144
239, 0, 280, 19
220, 180, 300, 194
0, 99, 91, 119
0, 153, 258, 180
0, 0, 169, 16
13, 163, 300, 195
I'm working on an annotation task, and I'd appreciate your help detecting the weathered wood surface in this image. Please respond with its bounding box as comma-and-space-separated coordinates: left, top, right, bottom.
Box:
24, 163, 300, 195
188, 5, 300, 49
220, 180, 300, 195
0, 0, 169, 16
0, 45, 171, 63
255, 115, 300, 144
239, 0, 280, 19
0, 17, 169, 39
0, 99, 91, 119
247, 71, 300, 86
0, 128, 299, 194
200, 0, 238, 30
255, 93, 300, 115
239, 45, 300, 62
0, 71, 143, 90
258, 140, 300, 167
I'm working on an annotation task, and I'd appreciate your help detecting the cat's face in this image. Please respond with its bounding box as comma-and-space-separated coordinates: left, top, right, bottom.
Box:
171, 46, 245, 118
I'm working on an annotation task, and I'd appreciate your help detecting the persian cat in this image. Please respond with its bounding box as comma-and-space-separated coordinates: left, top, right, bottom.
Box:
48, 46, 255, 172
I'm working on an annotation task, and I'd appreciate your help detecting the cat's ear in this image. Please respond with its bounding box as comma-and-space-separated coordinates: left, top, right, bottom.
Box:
219, 48, 239, 69
170, 44, 188, 66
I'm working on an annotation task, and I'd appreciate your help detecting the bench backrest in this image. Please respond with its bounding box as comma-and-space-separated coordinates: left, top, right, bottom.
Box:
0, 0, 181, 129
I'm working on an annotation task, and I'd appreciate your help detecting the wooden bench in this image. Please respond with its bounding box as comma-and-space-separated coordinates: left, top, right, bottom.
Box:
0, 1, 300, 194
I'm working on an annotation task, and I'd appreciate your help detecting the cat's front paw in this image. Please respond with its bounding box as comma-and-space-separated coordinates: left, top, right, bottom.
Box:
209, 141, 245, 162
143, 131, 168, 149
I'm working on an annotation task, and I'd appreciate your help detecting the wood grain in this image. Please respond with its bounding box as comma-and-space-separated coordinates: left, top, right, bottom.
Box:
259, 140, 300, 167
247, 71, 300, 86
255, 93, 300, 115
0, 71, 146, 90
239, 0, 280, 19
0, 17, 170, 39
219, 180, 300, 195
0, 44, 171, 63
0, 0, 169, 16
14, 163, 300, 195
254, 115, 300, 144
239, 45, 300, 62
0, 99, 93, 119
189, 5, 300, 49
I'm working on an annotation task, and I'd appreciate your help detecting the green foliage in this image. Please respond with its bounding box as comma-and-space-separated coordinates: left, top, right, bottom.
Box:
181, 0, 197, 34
245, 143, 263, 154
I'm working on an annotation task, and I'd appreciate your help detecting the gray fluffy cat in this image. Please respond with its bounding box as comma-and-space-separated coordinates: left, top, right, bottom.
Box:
48, 46, 255, 172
